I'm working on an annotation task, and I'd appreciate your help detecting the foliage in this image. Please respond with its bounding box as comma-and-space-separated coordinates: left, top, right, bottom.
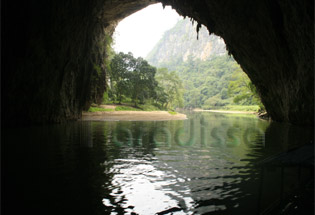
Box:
148, 53, 263, 111
168, 111, 177, 115
153, 54, 236, 108
114, 104, 161, 111
107, 52, 184, 111
107, 51, 263, 112
88, 107, 114, 112
102, 92, 109, 104
221, 105, 261, 112
146, 18, 264, 112
108, 52, 157, 106
154, 68, 184, 109
115, 106, 141, 111
90, 34, 115, 105
228, 68, 265, 110
129, 57, 157, 106
114, 104, 162, 111
138, 104, 161, 111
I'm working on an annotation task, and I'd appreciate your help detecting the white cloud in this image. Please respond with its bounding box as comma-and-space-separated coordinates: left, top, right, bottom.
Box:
113, 3, 182, 58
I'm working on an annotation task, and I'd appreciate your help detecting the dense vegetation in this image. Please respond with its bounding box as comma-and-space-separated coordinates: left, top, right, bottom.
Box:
104, 51, 263, 112
152, 54, 264, 110
145, 19, 264, 111
108, 52, 157, 106
102, 19, 264, 112
105, 52, 184, 110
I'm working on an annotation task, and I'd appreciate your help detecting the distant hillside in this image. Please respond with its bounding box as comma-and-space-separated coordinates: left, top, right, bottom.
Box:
145, 19, 262, 110
146, 19, 226, 67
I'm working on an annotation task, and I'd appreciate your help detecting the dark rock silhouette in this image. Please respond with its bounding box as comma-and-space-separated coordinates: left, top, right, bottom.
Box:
2, 0, 313, 126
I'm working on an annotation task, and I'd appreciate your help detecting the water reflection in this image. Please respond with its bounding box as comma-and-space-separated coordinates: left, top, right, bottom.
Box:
102, 158, 194, 214
2, 112, 313, 215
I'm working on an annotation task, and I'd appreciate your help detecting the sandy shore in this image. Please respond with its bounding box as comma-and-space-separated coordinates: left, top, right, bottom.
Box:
81, 110, 187, 121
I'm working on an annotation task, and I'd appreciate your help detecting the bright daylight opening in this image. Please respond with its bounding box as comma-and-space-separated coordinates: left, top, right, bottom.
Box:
94, 3, 264, 114
93, 3, 269, 215
113, 4, 181, 58
4, 2, 313, 215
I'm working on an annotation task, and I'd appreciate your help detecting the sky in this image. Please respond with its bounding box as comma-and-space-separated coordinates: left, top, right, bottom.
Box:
113, 3, 182, 58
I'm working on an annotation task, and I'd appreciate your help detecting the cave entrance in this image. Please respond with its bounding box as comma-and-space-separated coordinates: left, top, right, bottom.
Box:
100, 3, 263, 113
3, 1, 313, 214
2, 0, 312, 127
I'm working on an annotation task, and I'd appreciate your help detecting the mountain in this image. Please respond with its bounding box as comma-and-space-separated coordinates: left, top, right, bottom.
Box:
146, 19, 227, 67
145, 19, 261, 109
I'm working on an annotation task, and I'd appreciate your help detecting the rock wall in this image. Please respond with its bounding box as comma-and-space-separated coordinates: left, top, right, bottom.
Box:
146, 19, 227, 65
2, 0, 314, 126
2, 0, 153, 126
159, 0, 314, 125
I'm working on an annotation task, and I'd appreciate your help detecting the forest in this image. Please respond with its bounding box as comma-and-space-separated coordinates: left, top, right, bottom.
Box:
153, 54, 264, 111
97, 19, 264, 112
105, 52, 183, 111
103, 51, 263, 112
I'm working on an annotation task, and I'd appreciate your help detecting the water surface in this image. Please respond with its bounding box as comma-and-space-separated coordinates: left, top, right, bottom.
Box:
3, 112, 314, 214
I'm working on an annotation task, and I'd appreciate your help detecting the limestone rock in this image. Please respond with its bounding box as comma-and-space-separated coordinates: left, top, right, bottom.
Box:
2, 0, 313, 126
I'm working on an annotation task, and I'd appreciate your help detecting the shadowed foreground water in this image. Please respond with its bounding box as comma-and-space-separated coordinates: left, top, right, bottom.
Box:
3, 112, 314, 214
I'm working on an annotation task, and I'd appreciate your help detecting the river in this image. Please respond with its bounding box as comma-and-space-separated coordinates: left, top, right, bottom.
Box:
3, 112, 314, 214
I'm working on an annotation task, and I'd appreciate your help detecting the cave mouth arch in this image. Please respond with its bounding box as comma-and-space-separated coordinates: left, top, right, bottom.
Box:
2, 0, 314, 126
110, 4, 260, 111
113, 3, 181, 59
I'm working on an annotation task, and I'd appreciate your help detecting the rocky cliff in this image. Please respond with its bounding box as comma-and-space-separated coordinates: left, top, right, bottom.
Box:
159, 0, 314, 125
2, 0, 153, 126
147, 19, 226, 65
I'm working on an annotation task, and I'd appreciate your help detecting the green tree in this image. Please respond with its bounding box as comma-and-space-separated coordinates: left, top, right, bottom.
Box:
153, 85, 168, 108
150, 53, 264, 110
109, 52, 133, 103
155, 68, 184, 109
109, 52, 157, 106
129, 57, 157, 106
228, 66, 264, 109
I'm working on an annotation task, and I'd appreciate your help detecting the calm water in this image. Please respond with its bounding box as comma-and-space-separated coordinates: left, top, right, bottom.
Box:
3, 112, 314, 215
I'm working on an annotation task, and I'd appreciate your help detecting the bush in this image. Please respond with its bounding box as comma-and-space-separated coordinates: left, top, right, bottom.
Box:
115, 106, 141, 111
222, 105, 260, 112
88, 107, 114, 112
102, 92, 109, 104
138, 104, 161, 111
168, 111, 177, 115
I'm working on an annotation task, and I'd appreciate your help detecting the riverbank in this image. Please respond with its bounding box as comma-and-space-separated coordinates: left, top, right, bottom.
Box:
193, 108, 257, 114
192, 108, 270, 121
81, 105, 187, 121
